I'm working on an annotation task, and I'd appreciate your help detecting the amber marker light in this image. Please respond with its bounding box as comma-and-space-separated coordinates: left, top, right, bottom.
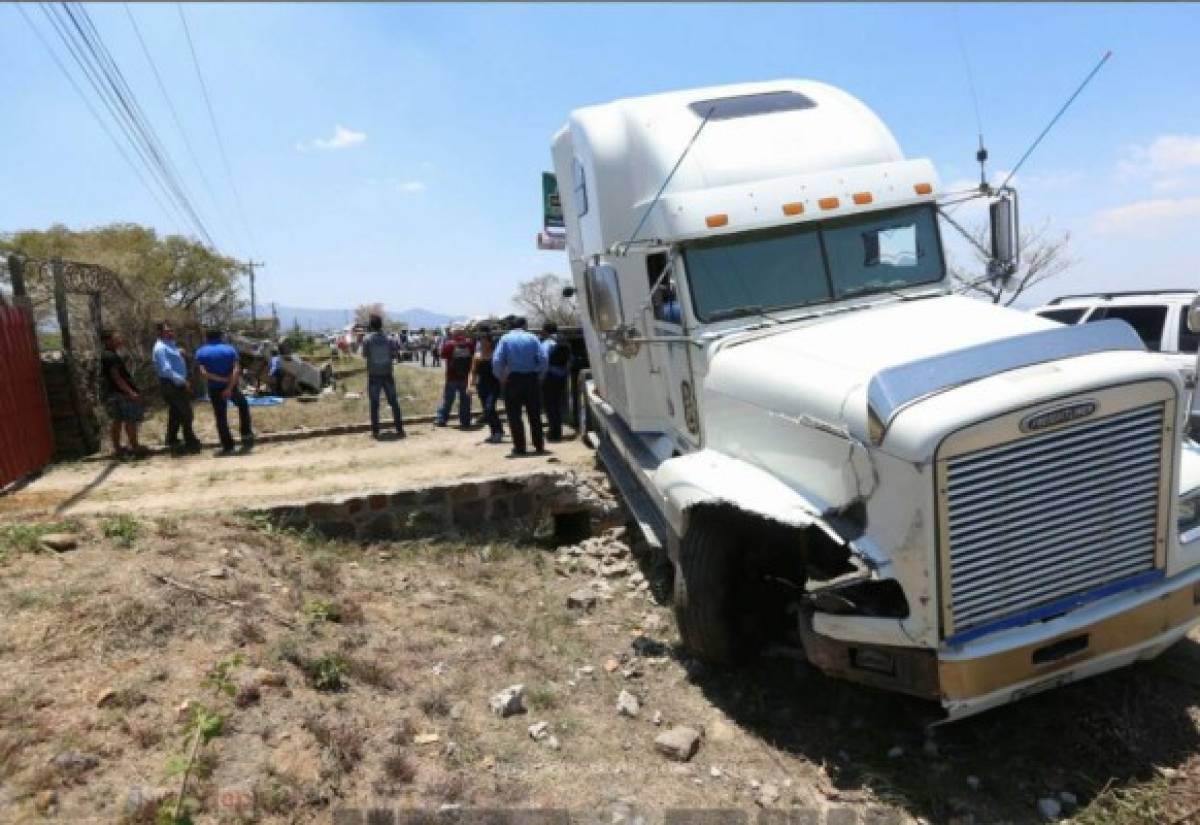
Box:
914, 182, 933, 195
705, 214, 729, 228
782, 202, 805, 216
818, 197, 840, 210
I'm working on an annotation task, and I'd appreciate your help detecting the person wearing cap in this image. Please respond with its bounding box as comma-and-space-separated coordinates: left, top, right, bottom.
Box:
492, 317, 548, 456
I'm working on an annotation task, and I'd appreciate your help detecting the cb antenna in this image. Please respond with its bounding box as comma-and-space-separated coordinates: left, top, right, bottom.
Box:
953, 16, 989, 192
999, 50, 1112, 191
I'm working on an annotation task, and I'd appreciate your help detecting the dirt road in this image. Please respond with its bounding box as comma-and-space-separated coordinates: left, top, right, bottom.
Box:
0, 426, 594, 519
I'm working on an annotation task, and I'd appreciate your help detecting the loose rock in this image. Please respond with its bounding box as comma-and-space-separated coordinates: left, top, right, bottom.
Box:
654, 726, 701, 762
651, 710, 663, 726
528, 722, 550, 741
34, 790, 57, 814
414, 733, 440, 745
51, 751, 99, 772
205, 566, 228, 579
490, 634, 507, 649
616, 689, 640, 718
567, 590, 598, 610
1037, 797, 1062, 821
757, 783, 781, 807
546, 735, 561, 751
39, 533, 79, 552
489, 684, 526, 717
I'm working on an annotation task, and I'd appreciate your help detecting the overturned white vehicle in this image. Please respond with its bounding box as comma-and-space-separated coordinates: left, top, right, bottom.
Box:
548, 80, 1200, 720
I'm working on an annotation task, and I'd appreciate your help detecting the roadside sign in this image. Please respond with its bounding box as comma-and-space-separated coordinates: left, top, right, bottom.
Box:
543, 172, 563, 231
537, 232, 566, 251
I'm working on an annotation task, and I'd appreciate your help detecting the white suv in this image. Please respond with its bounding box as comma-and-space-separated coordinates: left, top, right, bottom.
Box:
1034, 290, 1199, 420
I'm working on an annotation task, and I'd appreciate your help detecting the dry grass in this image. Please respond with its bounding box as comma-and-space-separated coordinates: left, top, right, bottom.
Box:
0, 510, 1199, 824
139, 364, 445, 443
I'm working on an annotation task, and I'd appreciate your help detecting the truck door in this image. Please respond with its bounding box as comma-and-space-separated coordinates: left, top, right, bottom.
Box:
646, 253, 700, 452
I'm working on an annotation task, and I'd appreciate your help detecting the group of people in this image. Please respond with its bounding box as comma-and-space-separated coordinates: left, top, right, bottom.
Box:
100, 323, 255, 459
98, 313, 577, 462
363, 314, 574, 457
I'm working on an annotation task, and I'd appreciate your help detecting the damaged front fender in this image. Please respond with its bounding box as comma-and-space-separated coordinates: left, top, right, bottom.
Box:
652, 449, 885, 571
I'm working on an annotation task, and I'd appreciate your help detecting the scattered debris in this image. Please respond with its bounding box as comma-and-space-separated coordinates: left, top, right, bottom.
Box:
489, 684, 526, 717
651, 710, 663, 727
414, 733, 441, 745
490, 634, 507, 649
205, 566, 228, 579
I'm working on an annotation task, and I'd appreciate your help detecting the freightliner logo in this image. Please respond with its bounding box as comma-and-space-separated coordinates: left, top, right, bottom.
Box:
1020, 400, 1099, 433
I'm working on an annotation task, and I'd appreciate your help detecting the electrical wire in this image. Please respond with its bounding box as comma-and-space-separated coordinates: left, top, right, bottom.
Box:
122, 2, 235, 250
62, 2, 216, 247
176, 3, 257, 257
13, 3, 182, 233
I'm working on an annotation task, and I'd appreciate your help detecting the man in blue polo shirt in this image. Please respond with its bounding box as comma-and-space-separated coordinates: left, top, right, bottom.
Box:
195, 328, 254, 455
493, 316, 548, 456
152, 321, 201, 455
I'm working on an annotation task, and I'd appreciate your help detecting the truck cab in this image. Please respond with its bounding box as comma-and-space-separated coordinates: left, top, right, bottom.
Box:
550, 80, 1200, 720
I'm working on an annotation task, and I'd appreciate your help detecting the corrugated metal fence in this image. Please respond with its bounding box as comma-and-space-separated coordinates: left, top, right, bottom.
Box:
0, 304, 53, 486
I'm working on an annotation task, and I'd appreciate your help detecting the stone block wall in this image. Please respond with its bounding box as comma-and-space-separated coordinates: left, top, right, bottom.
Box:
253, 470, 610, 542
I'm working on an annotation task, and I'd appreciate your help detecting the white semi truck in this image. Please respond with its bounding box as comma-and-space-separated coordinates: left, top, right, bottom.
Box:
547, 80, 1200, 720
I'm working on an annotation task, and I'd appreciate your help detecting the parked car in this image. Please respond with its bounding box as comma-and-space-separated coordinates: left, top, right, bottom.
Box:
1033, 291, 1199, 420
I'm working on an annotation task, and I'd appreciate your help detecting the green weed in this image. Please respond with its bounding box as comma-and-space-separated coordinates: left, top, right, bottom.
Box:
101, 514, 141, 547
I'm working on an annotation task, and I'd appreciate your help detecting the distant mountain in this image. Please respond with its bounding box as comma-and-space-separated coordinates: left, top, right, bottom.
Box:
255, 305, 462, 332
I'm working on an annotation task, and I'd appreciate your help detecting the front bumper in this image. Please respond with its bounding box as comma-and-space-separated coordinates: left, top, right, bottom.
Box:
799, 567, 1200, 721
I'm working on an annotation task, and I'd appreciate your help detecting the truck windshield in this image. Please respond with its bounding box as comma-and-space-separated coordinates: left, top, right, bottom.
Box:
683, 204, 944, 322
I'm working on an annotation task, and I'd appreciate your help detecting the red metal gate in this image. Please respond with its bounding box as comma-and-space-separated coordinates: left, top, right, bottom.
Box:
0, 304, 54, 486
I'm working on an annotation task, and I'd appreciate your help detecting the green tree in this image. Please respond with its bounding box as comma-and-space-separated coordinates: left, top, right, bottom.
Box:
0, 223, 244, 324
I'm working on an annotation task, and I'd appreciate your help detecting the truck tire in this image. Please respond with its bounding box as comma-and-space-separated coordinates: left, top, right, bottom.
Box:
673, 515, 743, 665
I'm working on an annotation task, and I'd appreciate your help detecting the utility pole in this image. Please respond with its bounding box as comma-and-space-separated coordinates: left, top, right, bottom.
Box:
244, 260, 265, 332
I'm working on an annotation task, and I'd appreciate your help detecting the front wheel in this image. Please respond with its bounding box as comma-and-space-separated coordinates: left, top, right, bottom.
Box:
673, 514, 742, 665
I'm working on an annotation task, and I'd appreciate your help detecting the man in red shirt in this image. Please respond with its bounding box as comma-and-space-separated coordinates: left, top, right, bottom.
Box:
435, 325, 475, 428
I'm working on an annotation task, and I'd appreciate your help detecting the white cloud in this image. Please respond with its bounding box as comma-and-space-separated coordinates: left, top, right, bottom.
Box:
1117, 134, 1200, 191
296, 124, 367, 152
1093, 196, 1200, 233
397, 181, 426, 193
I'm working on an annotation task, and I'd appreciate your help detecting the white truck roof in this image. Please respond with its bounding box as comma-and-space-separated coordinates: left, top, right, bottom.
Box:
1041, 290, 1197, 309
552, 79, 939, 257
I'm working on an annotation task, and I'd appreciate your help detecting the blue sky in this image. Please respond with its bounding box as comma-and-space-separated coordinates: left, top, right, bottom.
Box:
3, 2, 1198, 315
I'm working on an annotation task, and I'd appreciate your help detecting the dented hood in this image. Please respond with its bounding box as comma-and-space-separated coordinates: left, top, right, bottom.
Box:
703, 295, 1056, 440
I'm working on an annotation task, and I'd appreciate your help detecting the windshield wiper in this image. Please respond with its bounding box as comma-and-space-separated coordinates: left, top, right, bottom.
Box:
839, 282, 941, 301
707, 304, 785, 324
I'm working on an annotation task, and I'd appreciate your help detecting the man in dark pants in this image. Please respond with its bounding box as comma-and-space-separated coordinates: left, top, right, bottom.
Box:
493, 317, 548, 456
539, 320, 570, 442
362, 314, 406, 439
195, 328, 254, 456
152, 322, 201, 454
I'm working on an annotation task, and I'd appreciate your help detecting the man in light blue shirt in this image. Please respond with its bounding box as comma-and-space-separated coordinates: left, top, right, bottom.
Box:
153, 321, 201, 454
493, 317, 548, 455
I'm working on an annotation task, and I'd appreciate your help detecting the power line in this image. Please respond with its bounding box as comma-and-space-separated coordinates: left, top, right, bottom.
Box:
122, 2, 235, 249
36, 2, 216, 246
59, 2, 217, 247
13, 3, 182, 233
176, 3, 257, 257
37, 2, 195, 234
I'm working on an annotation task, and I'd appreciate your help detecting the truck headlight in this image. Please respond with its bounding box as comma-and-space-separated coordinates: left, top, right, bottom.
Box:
1180, 494, 1200, 544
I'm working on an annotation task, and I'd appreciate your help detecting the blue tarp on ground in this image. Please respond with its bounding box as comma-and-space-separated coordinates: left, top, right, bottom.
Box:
242, 396, 283, 407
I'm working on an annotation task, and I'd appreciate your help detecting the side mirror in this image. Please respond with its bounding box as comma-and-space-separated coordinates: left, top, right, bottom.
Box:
988, 192, 1019, 284
585, 263, 623, 333
1188, 295, 1200, 334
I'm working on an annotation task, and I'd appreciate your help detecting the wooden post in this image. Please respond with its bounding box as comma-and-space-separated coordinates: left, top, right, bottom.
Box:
52, 258, 97, 454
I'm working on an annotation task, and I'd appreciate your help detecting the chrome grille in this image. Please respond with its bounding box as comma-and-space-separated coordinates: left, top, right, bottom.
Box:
945, 404, 1164, 633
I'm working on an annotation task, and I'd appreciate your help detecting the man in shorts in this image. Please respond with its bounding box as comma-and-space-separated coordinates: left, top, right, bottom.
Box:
99, 329, 147, 458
